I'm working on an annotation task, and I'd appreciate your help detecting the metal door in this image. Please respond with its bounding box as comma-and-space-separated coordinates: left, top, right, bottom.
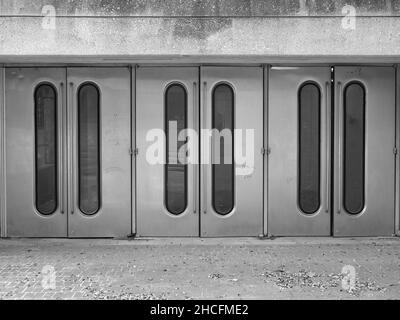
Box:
5, 68, 67, 237
200, 67, 263, 236
67, 68, 131, 237
268, 67, 331, 236
136, 67, 199, 236
333, 67, 395, 236
0, 67, 4, 238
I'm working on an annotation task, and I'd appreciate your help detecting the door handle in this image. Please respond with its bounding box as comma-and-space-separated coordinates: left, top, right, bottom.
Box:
193, 82, 197, 214
325, 81, 330, 214
202, 81, 207, 214
59, 82, 65, 214
337, 81, 342, 214
69, 82, 75, 215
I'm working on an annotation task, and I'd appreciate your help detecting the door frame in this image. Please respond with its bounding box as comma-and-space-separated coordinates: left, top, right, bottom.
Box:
396, 64, 400, 236
131, 65, 137, 236
263, 65, 269, 236
0, 67, 5, 237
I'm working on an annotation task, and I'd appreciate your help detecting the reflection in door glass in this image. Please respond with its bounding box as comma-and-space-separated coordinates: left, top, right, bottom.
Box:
34, 84, 58, 215
212, 84, 234, 215
165, 84, 187, 215
343, 82, 365, 214
78, 83, 100, 215
298, 83, 321, 214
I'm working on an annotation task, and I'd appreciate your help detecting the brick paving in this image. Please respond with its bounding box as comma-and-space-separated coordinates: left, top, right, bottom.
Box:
0, 240, 148, 300
0, 238, 399, 300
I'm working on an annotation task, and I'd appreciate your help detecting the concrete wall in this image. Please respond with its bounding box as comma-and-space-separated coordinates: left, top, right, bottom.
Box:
0, 0, 399, 61
1, 0, 399, 16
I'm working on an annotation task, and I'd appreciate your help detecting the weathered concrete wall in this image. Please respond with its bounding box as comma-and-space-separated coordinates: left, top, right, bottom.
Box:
0, 0, 399, 59
1, 0, 399, 16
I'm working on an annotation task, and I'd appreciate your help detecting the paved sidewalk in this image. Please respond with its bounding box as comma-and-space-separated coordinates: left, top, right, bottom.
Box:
0, 237, 399, 299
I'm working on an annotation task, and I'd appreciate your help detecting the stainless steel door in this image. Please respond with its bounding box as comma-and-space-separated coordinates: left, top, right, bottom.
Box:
333, 67, 395, 236
0, 67, 4, 238
136, 67, 199, 236
5, 68, 67, 237
269, 67, 331, 236
200, 67, 263, 236
67, 68, 131, 237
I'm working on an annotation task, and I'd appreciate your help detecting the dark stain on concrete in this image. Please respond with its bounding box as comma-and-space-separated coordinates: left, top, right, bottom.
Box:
2, 0, 400, 16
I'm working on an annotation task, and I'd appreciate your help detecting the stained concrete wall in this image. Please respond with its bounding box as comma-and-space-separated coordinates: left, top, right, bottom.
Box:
0, 0, 399, 60
2, 0, 400, 16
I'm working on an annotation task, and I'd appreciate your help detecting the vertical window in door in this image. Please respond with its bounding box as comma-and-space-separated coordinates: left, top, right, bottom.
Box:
212, 84, 234, 215
34, 84, 58, 215
298, 83, 321, 214
343, 82, 365, 214
165, 84, 187, 215
78, 83, 101, 215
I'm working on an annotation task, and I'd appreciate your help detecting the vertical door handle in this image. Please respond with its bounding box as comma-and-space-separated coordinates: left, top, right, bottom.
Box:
337, 81, 342, 214
193, 82, 197, 214
69, 82, 75, 215
202, 81, 207, 214
325, 81, 330, 214
59, 82, 65, 214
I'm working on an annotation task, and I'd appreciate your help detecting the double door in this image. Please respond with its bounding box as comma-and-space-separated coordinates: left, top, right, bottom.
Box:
5, 68, 131, 237
136, 67, 264, 236
4, 65, 396, 238
269, 66, 395, 236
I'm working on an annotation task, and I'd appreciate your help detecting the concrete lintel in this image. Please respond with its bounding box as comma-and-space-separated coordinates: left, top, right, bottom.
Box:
0, 55, 398, 66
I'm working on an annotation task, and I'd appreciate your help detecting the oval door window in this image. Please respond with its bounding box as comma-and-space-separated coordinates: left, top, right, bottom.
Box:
165, 84, 188, 215
78, 83, 101, 215
212, 84, 234, 215
343, 82, 365, 214
34, 84, 58, 215
298, 82, 321, 214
